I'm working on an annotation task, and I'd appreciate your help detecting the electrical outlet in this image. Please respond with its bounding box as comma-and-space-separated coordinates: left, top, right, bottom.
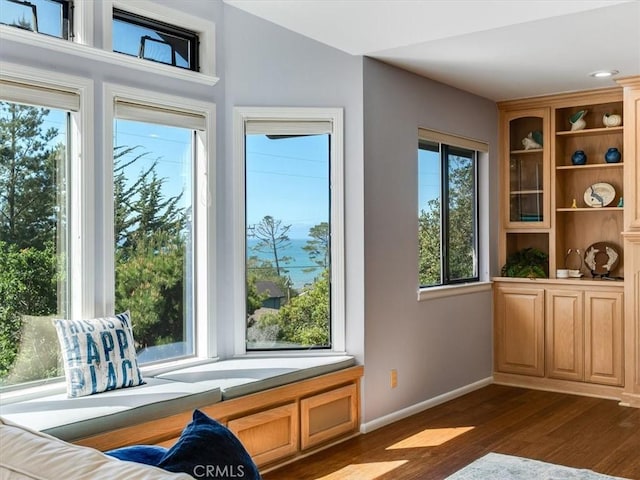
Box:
390, 369, 398, 388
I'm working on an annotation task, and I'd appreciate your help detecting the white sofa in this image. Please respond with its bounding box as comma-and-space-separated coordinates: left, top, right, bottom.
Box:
0, 417, 192, 480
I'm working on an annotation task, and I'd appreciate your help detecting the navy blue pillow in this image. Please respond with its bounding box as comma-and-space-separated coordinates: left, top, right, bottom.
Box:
158, 409, 262, 480
106, 445, 168, 466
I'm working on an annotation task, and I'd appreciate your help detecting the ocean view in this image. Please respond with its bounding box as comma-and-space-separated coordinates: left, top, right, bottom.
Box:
246, 238, 322, 289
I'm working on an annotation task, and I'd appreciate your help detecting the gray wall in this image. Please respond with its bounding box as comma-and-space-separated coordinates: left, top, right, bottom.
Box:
362, 58, 499, 424
219, 5, 366, 360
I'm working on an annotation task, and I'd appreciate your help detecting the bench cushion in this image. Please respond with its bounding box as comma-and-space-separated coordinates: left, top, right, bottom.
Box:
0, 377, 222, 442
155, 355, 356, 399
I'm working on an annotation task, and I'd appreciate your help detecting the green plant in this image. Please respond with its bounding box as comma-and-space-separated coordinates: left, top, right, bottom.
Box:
501, 247, 548, 278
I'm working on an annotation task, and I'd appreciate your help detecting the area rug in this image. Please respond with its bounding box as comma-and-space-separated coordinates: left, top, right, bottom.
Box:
445, 453, 630, 480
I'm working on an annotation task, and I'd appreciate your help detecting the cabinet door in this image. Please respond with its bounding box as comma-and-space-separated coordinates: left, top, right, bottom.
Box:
227, 403, 298, 467
502, 108, 550, 228
546, 289, 584, 381
495, 285, 545, 376
584, 291, 624, 386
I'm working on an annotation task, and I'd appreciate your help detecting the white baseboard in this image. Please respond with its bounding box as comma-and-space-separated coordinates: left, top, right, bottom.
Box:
360, 376, 493, 434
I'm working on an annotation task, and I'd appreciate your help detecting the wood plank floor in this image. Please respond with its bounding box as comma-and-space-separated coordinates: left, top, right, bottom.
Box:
263, 385, 640, 480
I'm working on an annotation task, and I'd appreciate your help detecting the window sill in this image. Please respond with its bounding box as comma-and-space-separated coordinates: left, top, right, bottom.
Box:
0, 26, 219, 87
417, 281, 492, 301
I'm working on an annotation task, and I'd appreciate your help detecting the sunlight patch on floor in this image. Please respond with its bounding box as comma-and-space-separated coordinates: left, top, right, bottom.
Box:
314, 460, 409, 480
386, 426, 475, 449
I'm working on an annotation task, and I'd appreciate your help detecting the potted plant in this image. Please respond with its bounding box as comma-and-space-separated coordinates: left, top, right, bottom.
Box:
501, 247, 548, 278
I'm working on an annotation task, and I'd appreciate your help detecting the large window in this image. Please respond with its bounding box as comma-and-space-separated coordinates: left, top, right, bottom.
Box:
0, 73, 84, 387
418, 129, 484, 288
107, 88, 215, 364
234, 108, 344, 353
0, 0, 71, 39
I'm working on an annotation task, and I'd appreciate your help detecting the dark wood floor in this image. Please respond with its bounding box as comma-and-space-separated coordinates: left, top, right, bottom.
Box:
263, 385, 640, 480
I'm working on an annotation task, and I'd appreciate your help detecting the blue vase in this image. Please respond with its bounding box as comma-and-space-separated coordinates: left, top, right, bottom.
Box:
571, 150, 587, 165
605, 147, 621, 163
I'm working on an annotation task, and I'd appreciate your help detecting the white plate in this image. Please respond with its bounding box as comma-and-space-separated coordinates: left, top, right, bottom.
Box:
583, 182, 615, 208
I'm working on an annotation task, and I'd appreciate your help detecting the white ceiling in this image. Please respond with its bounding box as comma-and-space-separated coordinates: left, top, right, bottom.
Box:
224, 0, 640, 101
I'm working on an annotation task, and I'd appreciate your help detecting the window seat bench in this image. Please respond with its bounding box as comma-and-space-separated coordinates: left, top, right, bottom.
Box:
0, 356, 363, 470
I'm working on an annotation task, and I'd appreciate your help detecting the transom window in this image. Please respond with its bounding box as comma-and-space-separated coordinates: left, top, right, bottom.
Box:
112, 9, 199, 71
418, 129, 484, 288
0, 0, 71, 39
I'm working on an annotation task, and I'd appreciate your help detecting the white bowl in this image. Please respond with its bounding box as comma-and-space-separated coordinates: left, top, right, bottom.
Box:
557, 269, 569, 278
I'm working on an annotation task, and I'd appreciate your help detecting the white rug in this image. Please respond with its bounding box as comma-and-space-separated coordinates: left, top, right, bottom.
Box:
445, 453, 630, 480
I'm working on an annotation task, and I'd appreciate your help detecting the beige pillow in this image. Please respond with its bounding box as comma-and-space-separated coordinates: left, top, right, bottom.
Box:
0, 417, 192, 480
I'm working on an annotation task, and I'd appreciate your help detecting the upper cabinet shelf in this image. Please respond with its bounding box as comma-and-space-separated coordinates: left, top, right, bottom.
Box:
556, 126, 623, 137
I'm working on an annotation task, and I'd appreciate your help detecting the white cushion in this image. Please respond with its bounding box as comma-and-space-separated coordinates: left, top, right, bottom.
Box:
0, 416, 193, 480
52, 311, 145, 397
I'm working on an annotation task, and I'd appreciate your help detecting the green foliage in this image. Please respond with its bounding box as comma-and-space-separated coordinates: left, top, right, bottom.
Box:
501, 247, 548, 278
0, 241, 58, 382
258, 270, 330, 347
303, 222, 329, 270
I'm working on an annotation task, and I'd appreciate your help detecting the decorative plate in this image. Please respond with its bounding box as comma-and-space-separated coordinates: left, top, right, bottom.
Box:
584, 242, 619, 276
583, 182, 615, 208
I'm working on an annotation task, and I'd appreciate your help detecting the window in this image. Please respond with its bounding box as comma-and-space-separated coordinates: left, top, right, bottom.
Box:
234, 108, 344, 353
112, 9, 199, 71
0, 0, 71, 39
418, 129, 485, 288
107, 87, 215, 364
0, 70, 87, 387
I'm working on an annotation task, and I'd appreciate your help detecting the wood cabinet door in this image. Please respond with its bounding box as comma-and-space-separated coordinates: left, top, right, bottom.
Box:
585, 291, 624, 386
546, 289, 584, 381
495, 285, 545, 376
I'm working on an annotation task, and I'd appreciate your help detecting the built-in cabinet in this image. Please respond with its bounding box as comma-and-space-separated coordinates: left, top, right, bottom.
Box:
495, 79, 640, 405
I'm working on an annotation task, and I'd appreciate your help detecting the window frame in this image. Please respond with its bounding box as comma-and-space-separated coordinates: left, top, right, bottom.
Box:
417, 128, 490, 301
233, 107, 345, 356
102, 0, 215, 78
1, 0, 72, 39
0, 63, 94, 388
103, 83, 217, 363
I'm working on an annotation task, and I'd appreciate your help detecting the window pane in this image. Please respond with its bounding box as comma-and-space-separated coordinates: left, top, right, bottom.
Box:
113, 11, 196, 70
418, 140, 442, 287
113, 119, 194, 363
0, 0, 68, 38
0, 101, 68, 386
246, 134, 330, 350
446, 147, 477, 281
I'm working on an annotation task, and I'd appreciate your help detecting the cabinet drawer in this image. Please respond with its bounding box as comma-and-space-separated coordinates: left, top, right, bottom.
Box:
301, 384, 358, 450
227, 403, 298, 466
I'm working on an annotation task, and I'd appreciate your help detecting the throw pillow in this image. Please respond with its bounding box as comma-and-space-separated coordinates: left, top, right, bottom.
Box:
52, 311, 145, 397
158, 409, 262, 480
106, 445, 169, 466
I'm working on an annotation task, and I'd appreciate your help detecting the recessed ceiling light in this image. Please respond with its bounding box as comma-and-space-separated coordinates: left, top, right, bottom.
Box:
589, 70, 619, 78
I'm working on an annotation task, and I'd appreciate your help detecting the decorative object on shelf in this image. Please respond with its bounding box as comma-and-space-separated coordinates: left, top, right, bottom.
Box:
584, 242, 619, 277
568, 269, 582, 278
569, 109, 588, 131
602, 113, 622, 127
571, 150, 587, 165
565, 248, 583, 270
501, 247, 548, 278
617, 197, 624, 207
556, 269, 569, 278
521, 130, 543, 150
604, 147, 621, 163
571, 198, 577, 208
583, 182, 615, 207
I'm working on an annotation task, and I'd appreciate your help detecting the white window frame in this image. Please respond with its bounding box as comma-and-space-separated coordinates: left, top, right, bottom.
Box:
0, 62, 95, 321
102, 0, 216, 78
233, 107, 345, 355
417, 128, 491, 301
0, 1, 218, 87
103, 83, 217, 361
